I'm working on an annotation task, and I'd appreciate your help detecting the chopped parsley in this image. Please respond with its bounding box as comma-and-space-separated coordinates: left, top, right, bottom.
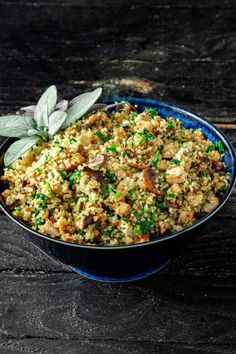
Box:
156, 201, 166, 209
215, 141, 224, 154
133, 210, 156, 235
202, 198, 210, 205
128, 188, 135, 198
166, 193, 176, 199
35, 193, 48, 200
44, 153, 50, 163
114, 191, 121, 198
152, 150, 160, 168
167, 120, 174, 129
102, 183, 116, 198
95, 131, 108, 143
207, 145, 215, 152
107, 143, 117, 154
145, 107, 158, 119
35, 167, 41, 173
130, 111, 138, 120
35, 219, 43, 230
171, 159, 181, 166
75, 230, 85, 236
138, 128, 155, 144
60, 171, 70, 180
106, 171, 116, 182
69, 169, 81, 189
69, 137, 77, 144
103, 229, 113, 237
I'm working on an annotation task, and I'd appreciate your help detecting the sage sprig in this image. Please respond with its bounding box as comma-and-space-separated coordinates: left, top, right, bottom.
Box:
0, 85, 104, 165
0, 85, 128, 165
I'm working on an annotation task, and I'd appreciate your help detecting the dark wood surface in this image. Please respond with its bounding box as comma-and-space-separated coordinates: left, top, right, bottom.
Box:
0, 1, 236, 353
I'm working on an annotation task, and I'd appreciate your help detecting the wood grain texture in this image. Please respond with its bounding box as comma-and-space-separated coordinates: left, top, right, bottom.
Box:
0, 0, 235, 119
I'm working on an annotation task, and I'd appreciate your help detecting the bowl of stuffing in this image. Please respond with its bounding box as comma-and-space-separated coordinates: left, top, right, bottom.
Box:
0, 86, 235, 282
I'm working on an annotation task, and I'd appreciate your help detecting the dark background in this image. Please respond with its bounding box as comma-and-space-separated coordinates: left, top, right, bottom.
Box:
0, 1, 236, 353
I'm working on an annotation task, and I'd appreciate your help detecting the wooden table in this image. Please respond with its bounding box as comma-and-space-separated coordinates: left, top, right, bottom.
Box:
0, 1, 235, 353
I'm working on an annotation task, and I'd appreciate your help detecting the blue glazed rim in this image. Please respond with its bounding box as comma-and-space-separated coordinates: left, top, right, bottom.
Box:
0, 97, 236, 252
69, 260, 169, 282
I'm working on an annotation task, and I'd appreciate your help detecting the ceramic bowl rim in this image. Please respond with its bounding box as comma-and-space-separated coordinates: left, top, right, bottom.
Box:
0, 97, 235, 251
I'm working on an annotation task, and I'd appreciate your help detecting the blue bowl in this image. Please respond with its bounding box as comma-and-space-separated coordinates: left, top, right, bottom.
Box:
0, 98, 235, 282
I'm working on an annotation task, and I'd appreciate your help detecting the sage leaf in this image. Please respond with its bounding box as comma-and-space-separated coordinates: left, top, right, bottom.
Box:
4, 136, 39, 166
55, 100, 68, 112
63, 87, 102, 128
104, 102, 126, 110
34, 85, 57, 128
0, 115, 36, 138
48, 111, 67, 137
20, 105, 36, 114
86, 103, 107, 114
27, 128, 40, 137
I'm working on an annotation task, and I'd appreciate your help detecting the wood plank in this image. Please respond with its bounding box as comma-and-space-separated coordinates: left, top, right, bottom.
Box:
0, 339, 235, 354
0, 266, 235, 346
1, 0, 236, 9
0, 68, 236, 120
0, 3, 235, 63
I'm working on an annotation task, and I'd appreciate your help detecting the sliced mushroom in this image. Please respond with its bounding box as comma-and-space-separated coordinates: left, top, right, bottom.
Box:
82, 215, 94, 229
124, 159, 147, 170
123, 150, 147, 170
6, 199, 20, 209
22, 180, 29, 187
90, 154, 106, 167
138, 233, 150, 242
83, 167, 104, 182
142, 168, 165, 196
49, 215, 57, 223
65, 163, 79, 172
165, 201, 178, 208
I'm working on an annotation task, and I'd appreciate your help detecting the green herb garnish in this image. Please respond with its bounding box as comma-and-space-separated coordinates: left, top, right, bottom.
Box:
69, 169, 81, 189
102, 183, 116, 198
106, 171, 116, 182
138, 128, 155, 143
171, 159, 181, 166
145, 107, 158, 119
166, 193, 176, 199
114, 191, 121, 198
130, 112, 138, 120
95, 131, 108, 143
207, 145, 215, 152
152, 150, 160, 168
69, 137, 77, 144
167, 120, 174, 129
103, 229, 113, 237
215, 141, 224, 154
156, 201, 166, 209
107, 143, 117, 154
60, 171, 70, 180
202, 198, 210, 205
